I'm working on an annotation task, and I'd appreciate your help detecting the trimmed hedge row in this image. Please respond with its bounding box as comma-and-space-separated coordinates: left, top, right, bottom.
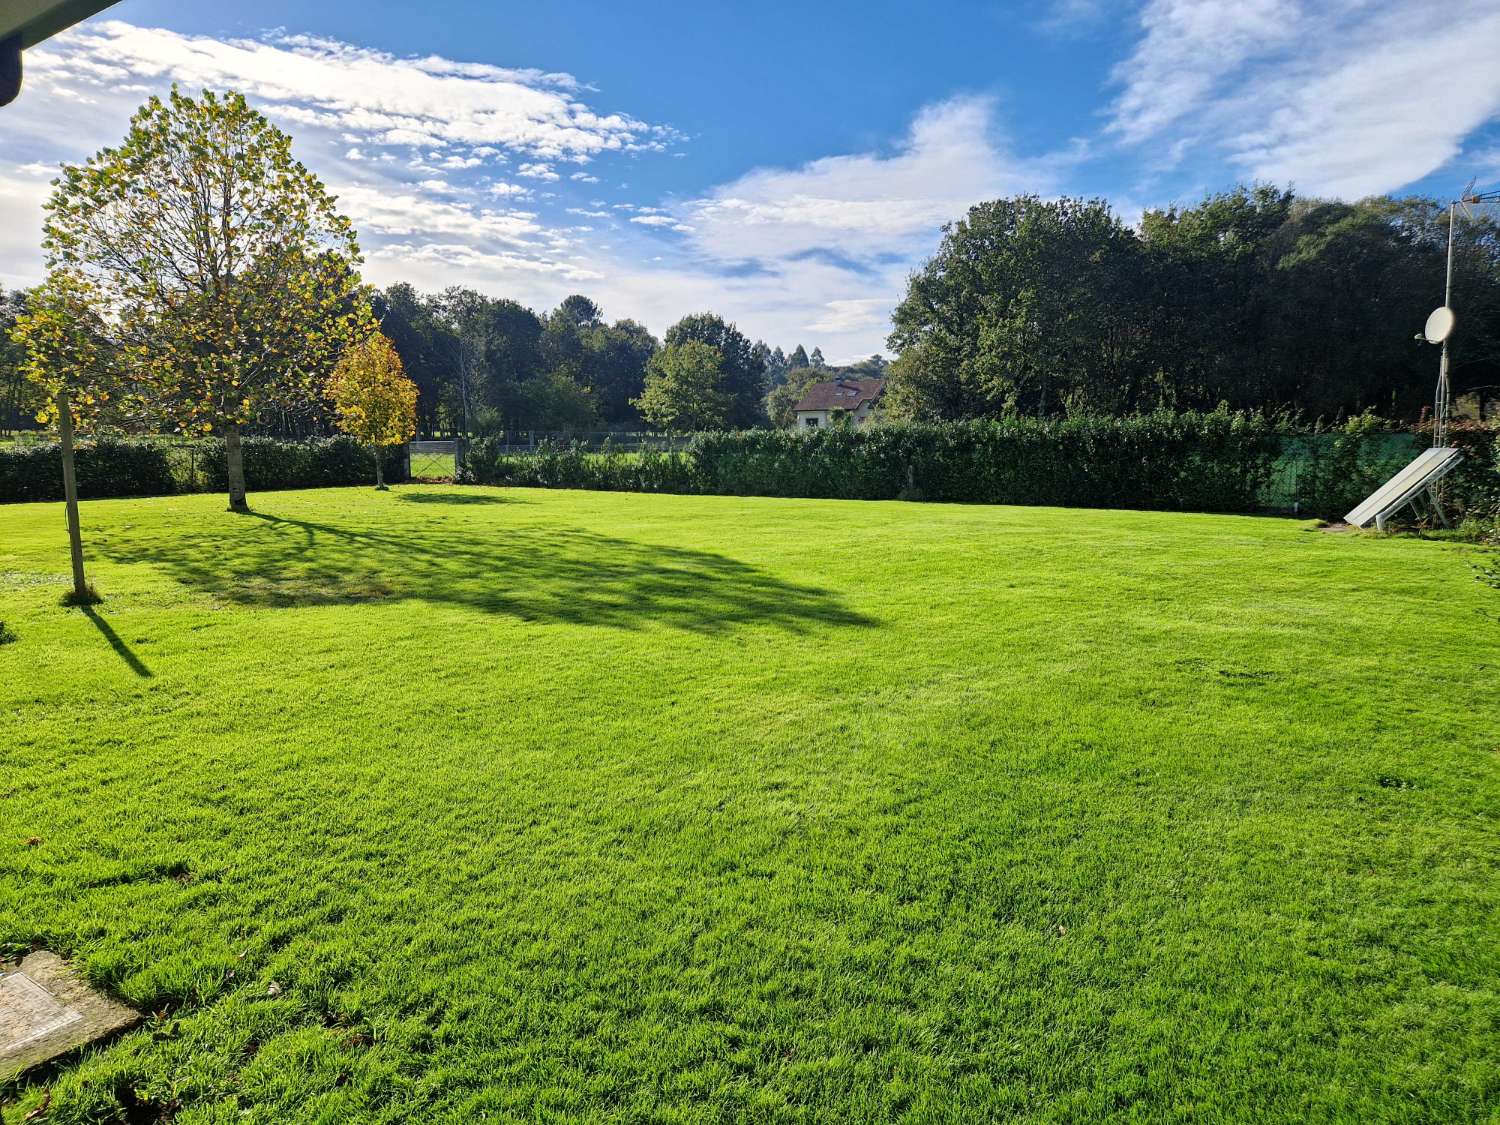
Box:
0, 435, 407, 503
465, 414, 1498, 519
189, 436, 408, 493
0, 439, 177, 503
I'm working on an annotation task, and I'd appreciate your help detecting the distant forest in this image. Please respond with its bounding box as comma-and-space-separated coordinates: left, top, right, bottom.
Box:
3, 185, 1496, 434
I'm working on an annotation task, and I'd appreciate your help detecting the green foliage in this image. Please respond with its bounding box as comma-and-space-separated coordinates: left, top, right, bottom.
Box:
43, 87, 372, 444
663, 312, 766, 427
462, 413, 1497, 519
2, 488, 1497, 1121
691, 411, 1287, 511
0, 438, 177, 501
192, 435, 409, 493
633, 340, 731, 431
470, 411, 1288, 512
0, 436, 406, 502
464, 436, 697, 493
376, 285, 658, 432
0, 284, 39, 431
505, 370, 601, 431
888, 187, 1500, 422
9, 270, 128, 430
0, 620, 16, 645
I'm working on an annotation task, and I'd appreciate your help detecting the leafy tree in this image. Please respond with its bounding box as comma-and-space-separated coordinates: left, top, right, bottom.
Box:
9, 271, 125, 603
327, 332, 418, 489
373, 283, 453, 434
762, 344, 789, 388
634, 341, 729, 430
887, 185, 1500, 423
586, 317, 657, 426
554, 294, 603, 328
42, 87, 371, 511
0, 285, 39, 432
510, 370, 599, 430
788, 345, 810, 369
810, 346, 826, 368
888, 195, 1149, 420
430, 288, 545, 431
663, 313, 765, 427
766, 381, 802, 429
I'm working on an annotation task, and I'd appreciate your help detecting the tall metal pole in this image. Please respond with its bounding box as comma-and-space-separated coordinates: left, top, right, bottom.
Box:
1435, 201, 1455, 449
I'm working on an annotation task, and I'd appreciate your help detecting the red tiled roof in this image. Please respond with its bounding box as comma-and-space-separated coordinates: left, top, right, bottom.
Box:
794, 377, 885, 413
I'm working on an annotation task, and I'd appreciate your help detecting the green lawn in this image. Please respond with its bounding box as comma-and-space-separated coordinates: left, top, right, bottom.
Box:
2, 486, 1497, 1123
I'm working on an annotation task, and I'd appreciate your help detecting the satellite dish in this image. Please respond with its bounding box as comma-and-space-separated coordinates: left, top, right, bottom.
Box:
1424, 306, 1456, 344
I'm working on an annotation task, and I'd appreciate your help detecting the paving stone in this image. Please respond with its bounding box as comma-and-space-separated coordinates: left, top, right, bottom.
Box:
0, 951, 140, 1081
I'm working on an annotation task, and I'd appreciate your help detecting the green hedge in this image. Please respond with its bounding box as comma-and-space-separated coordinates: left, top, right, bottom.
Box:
0, 435, 407, 503
0, 438, 178, 503
464, 414, 1498, 519
466, 412, 1286, 513
190, 436, 408, 493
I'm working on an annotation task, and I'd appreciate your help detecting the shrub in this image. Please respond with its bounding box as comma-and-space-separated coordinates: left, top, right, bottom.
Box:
0, 438, 177, 503
0, 620, 16, 645
466, 411, 1290, 512
189, 435, 409, 493
0, 434, 407, 503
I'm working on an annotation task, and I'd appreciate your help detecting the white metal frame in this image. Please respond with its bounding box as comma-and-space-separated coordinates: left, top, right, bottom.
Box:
1344, 447, 1463, 530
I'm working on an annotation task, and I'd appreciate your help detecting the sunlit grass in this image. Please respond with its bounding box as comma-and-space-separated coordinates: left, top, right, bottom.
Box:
2, 485, 1497, 1122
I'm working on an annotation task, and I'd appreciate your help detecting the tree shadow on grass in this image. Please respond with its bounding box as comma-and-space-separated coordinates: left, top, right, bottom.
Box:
98, 509, 872, 634
396, 492, 512, 506
81, 606, 153, 677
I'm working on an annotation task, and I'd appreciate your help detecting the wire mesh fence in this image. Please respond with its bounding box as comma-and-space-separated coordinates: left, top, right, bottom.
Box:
455, 430, 694, 454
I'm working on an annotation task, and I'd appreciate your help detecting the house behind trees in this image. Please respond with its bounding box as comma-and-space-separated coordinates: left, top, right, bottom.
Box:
793, 377, 885, 428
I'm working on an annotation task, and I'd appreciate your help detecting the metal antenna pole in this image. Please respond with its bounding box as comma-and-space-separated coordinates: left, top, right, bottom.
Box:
1435, 201, 1455, 449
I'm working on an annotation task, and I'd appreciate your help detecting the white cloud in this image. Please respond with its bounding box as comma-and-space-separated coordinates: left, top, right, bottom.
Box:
17, 12, 1346, 363
0, 172, 54, 290
1109, 0, 1500, 198
682, 95, 1073, 263
1038, 0, 1111, 33
23, 21, 681, 162
488, 181, 532, 198
629, 214, 694, 232
332, 185, 543, 244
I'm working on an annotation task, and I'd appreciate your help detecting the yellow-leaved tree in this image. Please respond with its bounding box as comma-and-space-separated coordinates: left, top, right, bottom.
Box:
327, 332, 418, 490
43, 87, 372, 512
9, 270, 132, 604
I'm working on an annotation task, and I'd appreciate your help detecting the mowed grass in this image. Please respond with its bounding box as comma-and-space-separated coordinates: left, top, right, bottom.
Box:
1, 486, 1497, 1123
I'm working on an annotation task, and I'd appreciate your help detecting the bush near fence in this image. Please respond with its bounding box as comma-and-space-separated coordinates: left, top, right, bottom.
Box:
5, 417, 1493, 519
0, 435, 407, 503
0, 438, 177, 502
466, 412, 1496, 518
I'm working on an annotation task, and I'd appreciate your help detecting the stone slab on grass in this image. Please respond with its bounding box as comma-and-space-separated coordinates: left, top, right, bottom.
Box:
1, 951, 140, 1082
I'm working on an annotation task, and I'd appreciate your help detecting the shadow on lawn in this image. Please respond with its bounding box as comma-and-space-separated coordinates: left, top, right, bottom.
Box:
81, 606, 152, 677
396, 491, 511, 506
98, 509, 870, 633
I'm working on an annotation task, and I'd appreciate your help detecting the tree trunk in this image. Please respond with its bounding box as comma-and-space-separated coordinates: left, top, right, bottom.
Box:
375, 446, 385, 490
225, 425, 249, 512
56, 389, 90, 603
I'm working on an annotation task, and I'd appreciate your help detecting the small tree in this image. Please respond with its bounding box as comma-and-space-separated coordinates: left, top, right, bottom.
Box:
10, 271, 124, 604
633, 341, 730, 432
43, 87, 370, 512
327, 333, 417, 489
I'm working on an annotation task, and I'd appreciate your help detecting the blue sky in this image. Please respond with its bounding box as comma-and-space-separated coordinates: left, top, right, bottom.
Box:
3, 0, 1500, 359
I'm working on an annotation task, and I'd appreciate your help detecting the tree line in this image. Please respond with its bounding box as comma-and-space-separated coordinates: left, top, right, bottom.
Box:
885, 187, 1500, 422
3, 275, 861, 437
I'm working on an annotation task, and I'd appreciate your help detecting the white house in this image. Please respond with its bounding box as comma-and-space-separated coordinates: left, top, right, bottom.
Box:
793, 377, 886, 429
